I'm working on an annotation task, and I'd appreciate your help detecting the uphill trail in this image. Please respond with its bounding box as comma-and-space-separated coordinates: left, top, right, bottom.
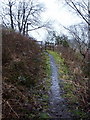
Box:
48, 53, 73, 119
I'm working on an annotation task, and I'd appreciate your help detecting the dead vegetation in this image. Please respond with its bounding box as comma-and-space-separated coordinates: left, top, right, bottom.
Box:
2, 28, 47, 119
55, 45, 90, 116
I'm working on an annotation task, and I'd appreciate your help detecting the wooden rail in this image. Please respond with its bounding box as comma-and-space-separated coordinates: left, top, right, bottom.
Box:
34, 41, 55, 51
45, 42, 55, 51
35, 41, 43, 51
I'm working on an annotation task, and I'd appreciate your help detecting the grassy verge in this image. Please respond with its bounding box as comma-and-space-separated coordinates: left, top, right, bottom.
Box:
23, 52, 51, 119
2, 28, 52, 119
47, 50, 69, 79
47, 50, 87, 118
37, 52, 51, 119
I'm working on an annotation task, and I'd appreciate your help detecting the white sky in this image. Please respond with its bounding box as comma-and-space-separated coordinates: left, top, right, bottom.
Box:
0, 0, 83, 41
30, 0, 83, 41
40, 0, 81, 26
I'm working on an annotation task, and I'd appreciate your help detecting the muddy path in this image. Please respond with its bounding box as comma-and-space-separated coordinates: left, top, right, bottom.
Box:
48, 54, 73, 119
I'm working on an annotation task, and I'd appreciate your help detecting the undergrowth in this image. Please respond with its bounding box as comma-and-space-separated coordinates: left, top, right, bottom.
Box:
47, 50, 89, 119
2, 28, 50, 119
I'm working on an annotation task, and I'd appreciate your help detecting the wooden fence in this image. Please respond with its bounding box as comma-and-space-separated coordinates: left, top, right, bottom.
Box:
35, 41, 43, 51
45, 42, 55, 51
35, 41, 55, 51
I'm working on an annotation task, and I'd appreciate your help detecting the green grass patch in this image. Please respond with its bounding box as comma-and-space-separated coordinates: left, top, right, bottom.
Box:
36, 52, 51, 118
45, 52, 51, 78
62, 82, 77, 104
72, 109, 87, 118
39, 112, 50, 119
47, 50, 69, 80
47, 50, 87, 118
42, 52, 51, 91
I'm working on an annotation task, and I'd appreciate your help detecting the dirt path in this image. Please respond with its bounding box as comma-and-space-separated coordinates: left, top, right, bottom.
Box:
48, 54, 73, 119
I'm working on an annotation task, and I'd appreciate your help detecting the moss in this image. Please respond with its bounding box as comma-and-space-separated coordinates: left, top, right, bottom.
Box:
39, 112, 50, 119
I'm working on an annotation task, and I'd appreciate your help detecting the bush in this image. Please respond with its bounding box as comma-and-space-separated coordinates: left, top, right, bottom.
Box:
2, 28, 42, 86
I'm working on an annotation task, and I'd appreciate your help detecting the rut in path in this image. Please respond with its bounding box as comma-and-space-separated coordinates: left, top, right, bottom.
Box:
48, 54, 73, 119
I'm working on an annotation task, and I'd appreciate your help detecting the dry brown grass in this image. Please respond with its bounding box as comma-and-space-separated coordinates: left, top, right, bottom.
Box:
55, 45, 90, 114
2, 28, 45, 119
2, 28, 42, 85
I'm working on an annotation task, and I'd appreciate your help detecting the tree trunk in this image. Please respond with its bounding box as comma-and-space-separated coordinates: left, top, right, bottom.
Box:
9, 2, 14, 30
87, 0, 90, 102
22, 1, 25, 35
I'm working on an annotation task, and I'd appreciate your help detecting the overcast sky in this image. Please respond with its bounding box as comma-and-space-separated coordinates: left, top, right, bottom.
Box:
0, 0, 83, 41
40, 0, 82, 26
30, 0, 83, 41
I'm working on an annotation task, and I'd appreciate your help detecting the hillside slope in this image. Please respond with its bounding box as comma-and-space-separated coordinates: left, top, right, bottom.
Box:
2, 28, 47, 119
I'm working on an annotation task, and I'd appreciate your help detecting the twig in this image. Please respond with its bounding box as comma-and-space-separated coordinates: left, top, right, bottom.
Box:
6, 101, 19, 118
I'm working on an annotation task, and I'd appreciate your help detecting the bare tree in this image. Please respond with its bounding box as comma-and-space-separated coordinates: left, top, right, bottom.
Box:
8, 1, 15, 29
64, 0, 89, 24
1, 0, 46, 35
64, 23, 88, 59
1, 0, 16, 28
64, 0, 90, 50
64, 0, 90, 102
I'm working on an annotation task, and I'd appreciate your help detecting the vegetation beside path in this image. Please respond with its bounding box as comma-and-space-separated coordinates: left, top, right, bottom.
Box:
2, 29, 51, 119
2, 28, 89, 119
47, 50, 89, 119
